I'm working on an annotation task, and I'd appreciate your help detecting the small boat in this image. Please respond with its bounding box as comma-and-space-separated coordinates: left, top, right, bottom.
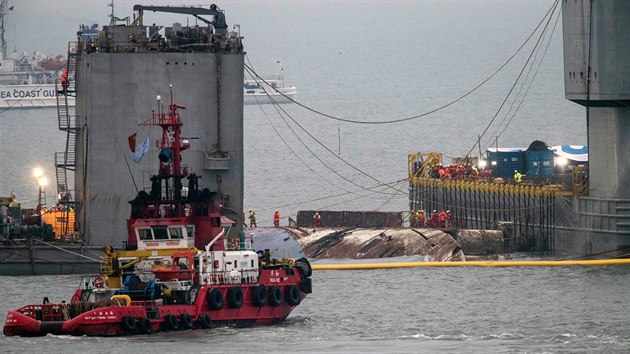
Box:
244, 73, 296, 105
3, 88, 312, 337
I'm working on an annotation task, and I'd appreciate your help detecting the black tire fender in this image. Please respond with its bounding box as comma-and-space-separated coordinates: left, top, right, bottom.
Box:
138, 317, 153, 334
180, 312, 193, 330
268, 285, 283, 307
251, 284, 267, 307
285, 285, 301, 306
295, 257, 312, 278
299, 277, 313, 294
121, 315, 136, 333
198, 313, 212, 329
206, 288, 224, 310
227, 287, 244, 309
164, 314, 179, 331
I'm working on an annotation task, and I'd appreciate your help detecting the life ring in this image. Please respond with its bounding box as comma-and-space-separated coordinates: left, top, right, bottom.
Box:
285, 285, 301, 306
164, 314, 179, 331
206, 288, 224, 310
198, 313, 212, 329
92, 276, 105, 289
71, 292, 81, 303
138, 317, 153, 334
179, 313, 193, 330
227, 287, 243, 309
121, 315, 136, 333
251, 285, 267, 307
268, 286, 283, 307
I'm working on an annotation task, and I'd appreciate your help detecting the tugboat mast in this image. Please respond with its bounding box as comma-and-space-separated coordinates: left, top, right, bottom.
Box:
139, 86, 189, 214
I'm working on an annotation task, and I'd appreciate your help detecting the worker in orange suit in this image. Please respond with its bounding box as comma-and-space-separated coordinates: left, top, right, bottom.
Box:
439, 209, 447, 228
418, 209, 426, 227
273, 210, 280, 227
314, 212, 321, 227
61, 69, 69, 92
431, 210, 439, 227
446, 210, 453, 227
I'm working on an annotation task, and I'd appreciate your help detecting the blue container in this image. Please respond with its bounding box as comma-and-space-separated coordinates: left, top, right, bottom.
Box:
526, 150, 554, 176
487, 150, 525, 178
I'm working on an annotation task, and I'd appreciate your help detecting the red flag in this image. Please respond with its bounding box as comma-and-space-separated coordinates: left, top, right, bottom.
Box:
128, 133, 137, 152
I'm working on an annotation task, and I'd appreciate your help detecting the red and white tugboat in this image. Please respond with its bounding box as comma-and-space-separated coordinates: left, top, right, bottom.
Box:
3, 89, 312, 337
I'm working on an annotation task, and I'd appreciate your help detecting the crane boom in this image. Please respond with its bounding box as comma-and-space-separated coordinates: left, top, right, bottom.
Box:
132, 4, 227, 30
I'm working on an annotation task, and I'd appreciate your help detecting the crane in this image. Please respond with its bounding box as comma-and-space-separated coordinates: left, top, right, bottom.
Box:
132, 4, 227, 35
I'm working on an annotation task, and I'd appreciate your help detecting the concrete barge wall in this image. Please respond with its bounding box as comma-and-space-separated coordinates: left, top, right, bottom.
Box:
0, 245, 101, 275
74, 52, 244, 247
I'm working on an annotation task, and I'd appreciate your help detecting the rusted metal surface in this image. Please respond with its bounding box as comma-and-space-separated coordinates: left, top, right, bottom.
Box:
286, 227, 465, 261
296, 210, 403, 228
454, 229, 504, 256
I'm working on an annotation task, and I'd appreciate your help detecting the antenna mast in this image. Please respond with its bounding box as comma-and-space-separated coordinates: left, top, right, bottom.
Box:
0, 0, 9, 60
108, 1, 115, 26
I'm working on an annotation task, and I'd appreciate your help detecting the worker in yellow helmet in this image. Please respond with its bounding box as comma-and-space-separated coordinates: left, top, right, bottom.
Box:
409, 210, 417, 227
248, 209, 257, 228
514, 170, 522, 184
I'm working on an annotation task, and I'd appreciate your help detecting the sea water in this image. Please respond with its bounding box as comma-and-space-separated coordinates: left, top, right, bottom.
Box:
0, 265, 629, 352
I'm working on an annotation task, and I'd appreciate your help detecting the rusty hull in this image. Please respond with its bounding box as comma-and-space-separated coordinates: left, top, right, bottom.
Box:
286, 227, 466, 261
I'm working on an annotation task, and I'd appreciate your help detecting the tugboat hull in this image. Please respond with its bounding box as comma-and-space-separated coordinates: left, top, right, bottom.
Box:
4, 282, 309, 337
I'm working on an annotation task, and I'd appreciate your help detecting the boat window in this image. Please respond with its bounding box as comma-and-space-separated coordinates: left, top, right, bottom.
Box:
222, 225, 232, 238
186, 226, 195, 238
246, 90, 255, 94
169, 227, 184, 239
152, 226, 169, 240
271, 83, 278, 88
138, 228, 152, 240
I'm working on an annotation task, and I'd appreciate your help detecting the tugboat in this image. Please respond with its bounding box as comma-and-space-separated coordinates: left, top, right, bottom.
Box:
3, 89, 312, 337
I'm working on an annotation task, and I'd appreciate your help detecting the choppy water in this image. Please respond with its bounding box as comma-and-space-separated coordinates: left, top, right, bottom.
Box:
1, 1, 624, 353
1, 263, 629, 353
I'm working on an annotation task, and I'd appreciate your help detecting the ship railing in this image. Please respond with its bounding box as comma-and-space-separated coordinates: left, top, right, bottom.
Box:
410, 176, 567, 197
87, 38, 243, 54
160, 164, 189, 177
200, 269, 258, 286
129, 300, 159, 307
17, 304, 65, 322
226, 236, 253, 251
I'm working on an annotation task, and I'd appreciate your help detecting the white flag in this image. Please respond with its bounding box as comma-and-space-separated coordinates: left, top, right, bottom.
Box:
132, 137, 150, 163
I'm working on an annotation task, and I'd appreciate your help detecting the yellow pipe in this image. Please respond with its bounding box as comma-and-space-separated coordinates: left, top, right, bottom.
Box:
110, 294, 132, 306
311, 258, 630, 270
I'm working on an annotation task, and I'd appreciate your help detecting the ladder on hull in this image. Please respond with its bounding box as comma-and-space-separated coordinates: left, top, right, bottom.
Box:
54, 41, 79, 239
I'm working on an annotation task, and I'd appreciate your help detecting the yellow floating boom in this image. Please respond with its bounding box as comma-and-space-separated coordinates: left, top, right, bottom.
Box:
312, 258, 630, 270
